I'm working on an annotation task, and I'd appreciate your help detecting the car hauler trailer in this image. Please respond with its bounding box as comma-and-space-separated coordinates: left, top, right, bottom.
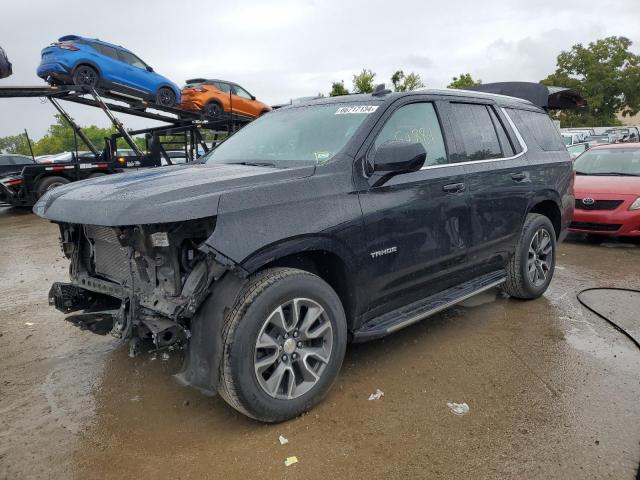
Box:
0, 85, 253, 207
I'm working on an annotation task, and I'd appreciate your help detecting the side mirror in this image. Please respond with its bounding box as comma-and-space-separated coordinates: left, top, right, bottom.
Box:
146, 66, 154, 72
250, 95, 256, 101
373, 140, 426, 174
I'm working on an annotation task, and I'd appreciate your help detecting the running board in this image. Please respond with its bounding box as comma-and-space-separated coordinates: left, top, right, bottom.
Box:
352, 271, 506, 342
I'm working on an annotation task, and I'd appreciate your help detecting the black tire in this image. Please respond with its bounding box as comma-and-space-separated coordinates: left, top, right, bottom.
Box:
72, 65, 99, 88
203, 101, 223, 119
155, 87, 176, 108
502, 213, 556, 299
218, 267, 347, 422
36, 176, 70, 199
88, 172, 107, 178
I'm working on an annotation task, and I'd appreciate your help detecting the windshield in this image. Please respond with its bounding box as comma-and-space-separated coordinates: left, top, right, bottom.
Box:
574, 148, 640, 176
203, 103, 379, 167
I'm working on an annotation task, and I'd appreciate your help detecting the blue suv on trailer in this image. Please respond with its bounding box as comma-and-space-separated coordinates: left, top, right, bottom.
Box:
37, 35, 181, 107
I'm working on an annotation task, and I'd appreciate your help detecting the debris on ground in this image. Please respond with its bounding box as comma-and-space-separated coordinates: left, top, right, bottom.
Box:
150, 353, 157, 361
24, 322, 34, 326
284, 456, 298, 467
368, 388, 384, 401
278, 435, 288, 445
447, 401, 470, 416
130, 395, 140, 402
161, 352, 170, 361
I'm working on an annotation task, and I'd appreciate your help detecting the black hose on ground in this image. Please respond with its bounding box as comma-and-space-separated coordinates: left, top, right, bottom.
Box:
576, 287, 640, 350
576, 287, 640, 480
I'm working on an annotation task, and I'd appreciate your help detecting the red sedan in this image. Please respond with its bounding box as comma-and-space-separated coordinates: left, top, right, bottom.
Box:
570, 144, 640, 237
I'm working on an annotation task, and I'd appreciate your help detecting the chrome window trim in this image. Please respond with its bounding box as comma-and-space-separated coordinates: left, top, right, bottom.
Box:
420, 107, 528, 170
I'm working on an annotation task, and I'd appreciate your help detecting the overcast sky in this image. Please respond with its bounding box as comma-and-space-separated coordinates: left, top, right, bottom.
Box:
1, 0, 639, 139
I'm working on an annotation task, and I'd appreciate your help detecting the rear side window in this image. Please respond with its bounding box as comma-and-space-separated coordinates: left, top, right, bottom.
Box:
373, 102, 448, 167
92, 43, 119, 60
450, 103, 502, 161
505, 108, 565, 151
213, 82, 231, 93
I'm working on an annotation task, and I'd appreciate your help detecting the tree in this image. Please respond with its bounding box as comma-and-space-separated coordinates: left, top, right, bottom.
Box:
0, 114, 146, 157
391, 70, 425, 92
541, 36, 640, 127
329, 81, 349, 97
352, 69, 376, 94
447, 73, 481, 89
0, 133, 33, 155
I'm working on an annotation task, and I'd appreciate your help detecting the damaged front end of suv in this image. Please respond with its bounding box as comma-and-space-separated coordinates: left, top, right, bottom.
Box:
49, 217, 235, 387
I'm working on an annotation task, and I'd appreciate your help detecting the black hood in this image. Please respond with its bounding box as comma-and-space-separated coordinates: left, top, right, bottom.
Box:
33, 163, 314, 226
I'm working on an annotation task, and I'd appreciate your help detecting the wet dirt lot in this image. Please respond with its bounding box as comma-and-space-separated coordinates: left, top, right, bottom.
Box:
1, 206, 639, 480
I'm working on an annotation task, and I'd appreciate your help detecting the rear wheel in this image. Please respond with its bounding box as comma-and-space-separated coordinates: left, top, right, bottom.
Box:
72, 65, 99, 88
155, 87, 176, 108
503, 213, 556, 299
203, 101, 223, 119
218, 268, 347, 422
36, 176, 69, 199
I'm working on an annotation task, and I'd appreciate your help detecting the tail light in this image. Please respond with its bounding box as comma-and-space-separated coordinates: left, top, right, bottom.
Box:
56, 42, 79, 51
1, 177, 23, 187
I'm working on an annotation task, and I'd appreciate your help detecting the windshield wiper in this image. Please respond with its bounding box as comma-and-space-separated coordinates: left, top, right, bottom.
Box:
228, 161, 276, 167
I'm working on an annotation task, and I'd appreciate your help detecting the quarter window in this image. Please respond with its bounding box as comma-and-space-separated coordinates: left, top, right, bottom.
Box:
504, 108, 565, 152
373, 102, 447, 167
487, 107, 515, 157
450, 103, 502, 161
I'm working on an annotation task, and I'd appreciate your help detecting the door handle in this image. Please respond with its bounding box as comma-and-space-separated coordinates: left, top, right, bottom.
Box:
442, 183, 466, 193
510, 172, 528, 182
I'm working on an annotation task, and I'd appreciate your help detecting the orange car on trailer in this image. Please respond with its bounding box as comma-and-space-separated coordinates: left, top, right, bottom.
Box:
180, 78, 270, 119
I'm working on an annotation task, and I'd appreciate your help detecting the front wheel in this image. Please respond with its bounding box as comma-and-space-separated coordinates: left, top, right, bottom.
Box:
218, 268, 347, 422
503, 213, 556, 299
155, 87, 176, 107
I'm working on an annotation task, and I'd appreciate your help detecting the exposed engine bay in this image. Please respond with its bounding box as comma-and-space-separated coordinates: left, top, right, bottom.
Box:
49, 217, 227, 356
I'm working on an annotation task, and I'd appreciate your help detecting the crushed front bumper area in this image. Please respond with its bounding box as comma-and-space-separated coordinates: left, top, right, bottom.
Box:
50, 220, 228, 353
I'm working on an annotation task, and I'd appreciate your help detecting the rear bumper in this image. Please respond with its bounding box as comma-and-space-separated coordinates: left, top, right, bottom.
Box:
569, 209, 640, 237
37, 61, 72, 82
180, 97, 206, 111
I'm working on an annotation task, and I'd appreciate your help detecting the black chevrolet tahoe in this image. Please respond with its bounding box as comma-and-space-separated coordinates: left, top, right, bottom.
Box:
36, 85, 574, 422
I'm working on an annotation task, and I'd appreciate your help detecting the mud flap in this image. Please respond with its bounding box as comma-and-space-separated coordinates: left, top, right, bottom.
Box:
174, 272, 248, 396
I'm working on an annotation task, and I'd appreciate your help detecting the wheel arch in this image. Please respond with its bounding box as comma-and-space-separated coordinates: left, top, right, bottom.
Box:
156, 83, 180, 98
71, 61, 103, 79
241, 238, 358, 329
527, 195, 562, 239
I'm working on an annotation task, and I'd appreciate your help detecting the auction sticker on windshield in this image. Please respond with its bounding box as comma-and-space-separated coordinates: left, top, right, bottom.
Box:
335, 105, 379, 114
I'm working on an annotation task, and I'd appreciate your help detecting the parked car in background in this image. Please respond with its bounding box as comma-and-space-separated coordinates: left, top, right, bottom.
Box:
570, 144, 640, 237
180, 78, 271, 119
567, 142, 589, 159
39, 86, 574, 422
605, 127, 639, 143
37, 151, 98, 163
0, 154, 35, 176
562, 132, 583, 146
584, 135, 611, 146
37, 35, 181, 107
0, 46, 12, 79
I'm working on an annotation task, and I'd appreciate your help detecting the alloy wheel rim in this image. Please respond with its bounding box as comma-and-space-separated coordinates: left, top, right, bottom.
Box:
254, 298, 333, 400
527, 228, 553, 287
158, 90, 174, 106
77, 68, 96, 86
